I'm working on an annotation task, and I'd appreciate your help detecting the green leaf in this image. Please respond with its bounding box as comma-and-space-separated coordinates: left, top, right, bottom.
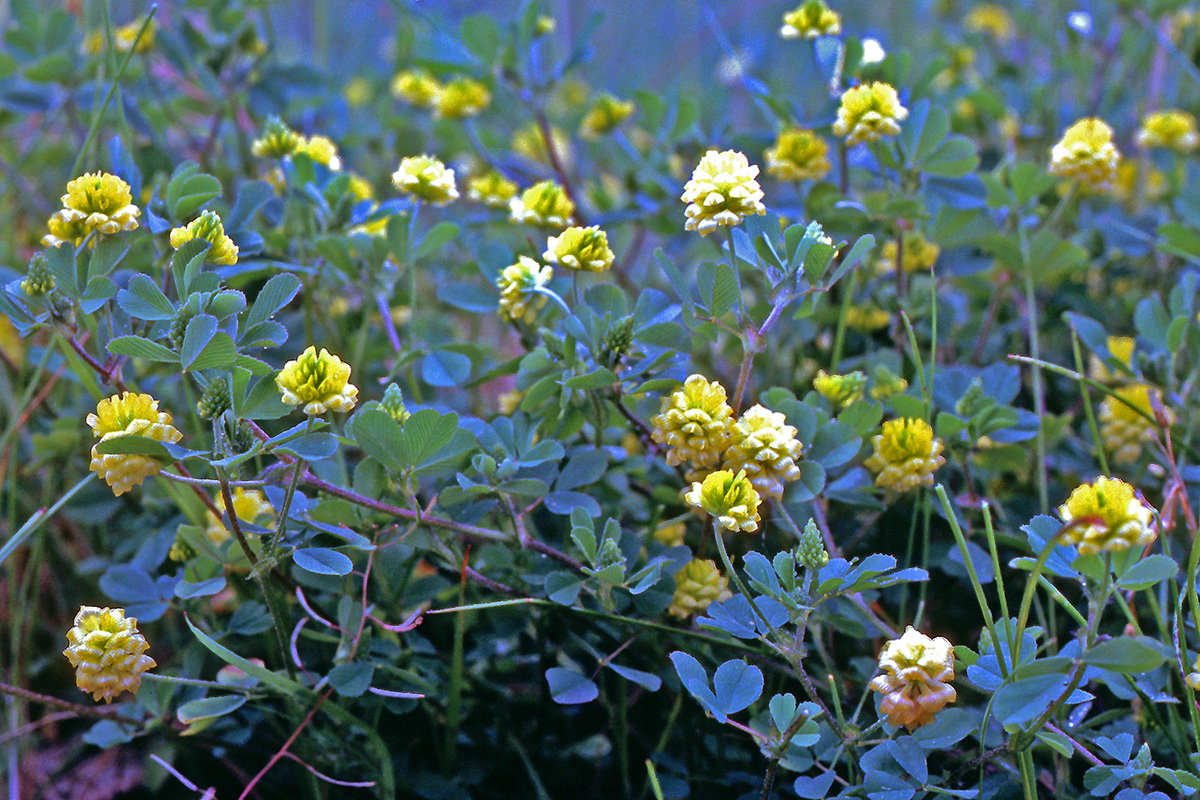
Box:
171, 238, 210, 296
293, 547, 354, 576
921, 136, 980, 177
276, 433, 338, 461
87, 237, 129, 280
177, 695, 246, 724
117, 275, 175, 320
564, 367, 617, 390
94, 435, 172, 459
421, 349, 472, 387
245, 273, 301, 331
351, 408, 405, 472
823, 234, 876, 288
167, 164, 223, 220
107, 336, 179, 363
1082, 637, 1167, 674
403, 408, 461, 468
545, 667, 598, 704
545, 571, 583, 605
697, 260, 738, 318
712, 659, 763, 716
1116, 554, 1178, 590
180, 314, 217, 369
185, 615, 303, 696
414, 221, 460, 260
328, 663, 375, 697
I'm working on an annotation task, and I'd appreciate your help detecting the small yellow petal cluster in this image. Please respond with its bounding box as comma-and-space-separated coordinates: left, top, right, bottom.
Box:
510, 180, 575, 228
1099, 384, 1171, 465
391, 68, 442, 108
392, 155, 459, 206
1049, 118, 1121, 190
869, 627, 956, 731
51, 172, 140, 243
880, 233, 940, 274
466, 170, 519, 208
864, 418, 945, 493
87, 393, 182, 496
780, 1, 842, 39
497, 256, 553, 324
680, 149, 767, 235
669, 559, 732, 619
276, 346, 359, 416
580, 93, 636, 139
685, 469, 762, 533
169, 210, 239, 265
813, 370, 866, 411
1136, 110, 1200, 153
1089, 335, 1135, 384
846, 305, 891, 332
833, 83, 909, 146
204, 487, 277, 546
650, 374, 734, 471
347, 173, 375, 202
1058, 476, 1157, 555
295, 134, 342, 170
964, 4, 1015, 42
435, 76, 491, 119
544, 226, 614, 272
512, 122, 574, 169
63, 606, 156, 703
381, 383, 412, 424
0, 317, 24, 364
765, 128, 832, 182
723, 405, 803, 501
252, 117, 303, 159
653, 521, 687, 547
83, 19, 156, 56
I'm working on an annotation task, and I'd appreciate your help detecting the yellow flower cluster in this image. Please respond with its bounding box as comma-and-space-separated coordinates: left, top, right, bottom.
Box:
1089, 335, 1135, 384
650, 374, 735, 471
680, 149, 766, 235
869, 627, 956, 731
510, 180, 575, 228
295, 134, 342, 170
391, 68, 442, 108
779, 1, 842, 39
1099, 384, 1170, 464
723, 405, 804, 501
864, 418, 945, 493
880, 232, 940, 274
1058, 476, 1156, 555
580, 93, 636, 139
434, 76, 492, 119
544, 226, 614, 272
251, 119, 341, 170
1049, 118, 1120, 191
964, 4, 1015, 42
63, 606, 156, 703
276, 346, 359, 416
497, 256, 553, 324
813, 370, 866, 411
466, 170, 519, 208
392, 155, 459, 206
833, 83, 908, 146
669, 558, 732, 619
44, 172, 140, 247
685, 469, 762, 533
169, 210, 239, 265
87, 393, 182, 496
765, 128, 831, 182
83, 18, 156, 56
205, 487, 276, 545
1136, 110, 1199, 152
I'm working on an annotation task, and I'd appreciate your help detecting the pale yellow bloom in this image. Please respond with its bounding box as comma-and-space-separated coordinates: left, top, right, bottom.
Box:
392, 155, 459, 206
435, 76, 491, 118
650, 375, 734, 471
833, 83, 908, 146
685, 469, 762, 533
252, 117, 302, 159
1049, 118, 1120, 190
169, 210, 239, 265
87, 393, 182, 496
510, 181, 575, 228
669, 559, 732, 618
813, 370, 866, 411
204, 488, 276, 546
964, 4, 1015, 42
64, 606, 156, 703
879, 233, 940, 274
680, 149, 766, 235
466, 171, 519, 208
544, 226, 614, 272
497, 256, 553, 324
56, 172, 140, 239
723, 405, 803, 501
580, 93, 636, 139
391, 69, 442, 107
864, 418, 944, 493
869, 627, 956, 731
1136, 110, 1199, 152
296, 134, 342, 170
780, 1, 841, 39
765, 128, 831, 182
276, 346, 359, 416
1058, 476, 1156, 555
1099, 384, 1171, 465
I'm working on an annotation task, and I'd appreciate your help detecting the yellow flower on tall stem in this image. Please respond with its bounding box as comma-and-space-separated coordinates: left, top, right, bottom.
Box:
63, 606, 156, 703
276, 346, 359, 416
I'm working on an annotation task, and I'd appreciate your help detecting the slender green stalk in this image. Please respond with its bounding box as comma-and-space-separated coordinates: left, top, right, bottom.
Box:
444, 562, 467, 773
0, 474, 95, 566
729, 228, 746, 323
1016, 217, 1049, 513
830, 271, 856, 369
1071, 328, 1110, 475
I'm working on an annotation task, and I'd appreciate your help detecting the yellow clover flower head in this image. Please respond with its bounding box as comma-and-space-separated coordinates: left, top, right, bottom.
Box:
669, 559, 732, 619
87, 392, 182, 496
681, 149, 767, 236
510, 180, 576, 228
276, 346, 359, 416
169, 210, 239, 265
653, 520, 687, 547
846, 305, 891, 332
833, 82, 909, 146
765, 128, 832, 182
1136, 110, 1200, 152
296, 134, 342, 170
512, 122, 575, 169
497, 256, 553, 324
466, 170, 519, 208
1089, 335, 1135, 384
64, 606, 156, 703
435, 76, 491, 119
391, 68, 442, 108
204, 487, 276, 546
780, 1, 842, 39
1049, 118, 1120, 190
580, 93, 636, 139
723, 404, 804, 501
864, 417, 945, 493
544, 226, 614, 272
1099, 383, 1171, 465
685, 469, 762, 533
1058, 476, 1157, 555
813, 370, 866, 411
43, 211, 91, 248
650, 374, 734, 470
392, 155, 459, 206
58, 172, 140, 239
880, 232, 940, 274
964, 4, 1015, 42
252, 117, 302, 159
869, 627, 956, 731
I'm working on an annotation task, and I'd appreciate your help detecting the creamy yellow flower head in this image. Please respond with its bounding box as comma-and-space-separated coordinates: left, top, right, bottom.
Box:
869, 627, 956, 731
650, 374, 734, 470
864, 418, 945, 493
1099, 384, 1171, 465
276, 346, 359, 416
964, 4, 1015, 42
435, 76, 491, 119
512, 122, 575, 170
685, 469, 762, 533
64, 606, 156, 703
1049, 118, 1120, 190
681, 149, 766, 235
669, 559, 732, 619
497, 256, 553, 324
391, 68, 442, 108
780, 1, 842, 39
580, 93, 636, 139
813, 370, 866, 411
466, 170, 519, 208
87, 393, 182, 496
510, 180, 575, 228
833, 82, 909, 146
765, 128, 832, 182
1136, 110, 1199, 152
346, 173, 375, 202
1089, 335, 1135, 384
653, 520, 687, 547
169, 210, 239, 265
723, 404, 803, 501
544, 226, 614, 272
42, 211, 91, 248
1058, 476, 1157, 555
296, 134, 342, 170
392, 155, 459, 206
57, 172, 140, 239
880, 233, 940, 274
252, 117, 302, 159
204, 487, 276, 546
1113, 161, 1170, 205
